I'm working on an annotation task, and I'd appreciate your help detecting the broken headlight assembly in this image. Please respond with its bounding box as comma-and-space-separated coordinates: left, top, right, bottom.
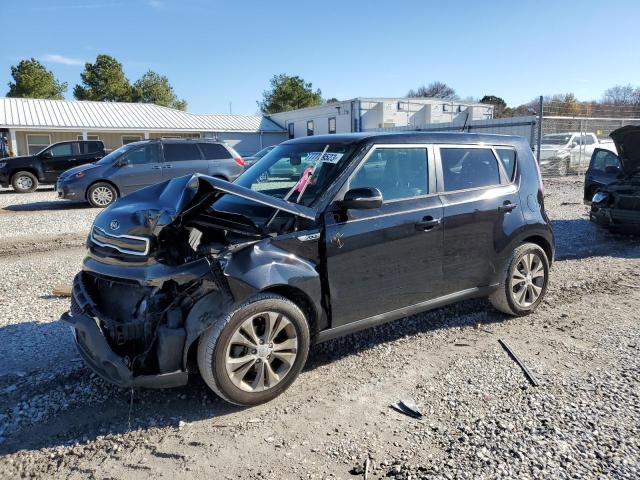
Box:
592, 191, 609, 204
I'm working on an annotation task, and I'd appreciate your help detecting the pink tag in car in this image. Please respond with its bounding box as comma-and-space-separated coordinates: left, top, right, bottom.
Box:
295, 167, 314, 192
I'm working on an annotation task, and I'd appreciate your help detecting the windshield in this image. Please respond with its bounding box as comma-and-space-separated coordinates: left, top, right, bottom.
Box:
94, 143, 139, 165
211, 142, 355, 225
542, 134, 573, 146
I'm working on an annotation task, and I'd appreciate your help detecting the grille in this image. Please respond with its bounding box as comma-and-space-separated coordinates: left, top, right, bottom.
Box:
616, 195, 640, 211
90, 227, 150, 256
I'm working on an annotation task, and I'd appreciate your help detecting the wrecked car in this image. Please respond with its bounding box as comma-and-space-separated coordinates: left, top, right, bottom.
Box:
62, 132, 555, 406
590, 125, 640, 233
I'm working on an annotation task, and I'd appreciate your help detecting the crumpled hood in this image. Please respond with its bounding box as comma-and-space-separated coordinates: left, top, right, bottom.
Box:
92, 174, 315, 239
610, 125, 640, 176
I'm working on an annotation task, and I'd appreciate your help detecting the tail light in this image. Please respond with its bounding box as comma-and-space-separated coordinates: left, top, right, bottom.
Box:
234, 157, 245, 167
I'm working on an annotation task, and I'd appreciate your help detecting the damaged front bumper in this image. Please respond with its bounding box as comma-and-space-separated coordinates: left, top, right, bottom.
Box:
61, 311, 188, 388
590, 205, 640, 233
61, 257, 224, 389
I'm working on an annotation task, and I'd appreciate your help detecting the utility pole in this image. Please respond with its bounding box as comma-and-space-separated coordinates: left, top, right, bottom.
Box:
229, 102, 232, 115
536, 95, 543, 165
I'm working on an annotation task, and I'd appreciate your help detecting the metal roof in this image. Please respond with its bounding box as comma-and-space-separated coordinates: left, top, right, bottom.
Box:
0, 97, 285, 133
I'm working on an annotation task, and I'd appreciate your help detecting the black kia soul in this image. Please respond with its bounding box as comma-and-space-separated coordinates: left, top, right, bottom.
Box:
62, 132, 554, 406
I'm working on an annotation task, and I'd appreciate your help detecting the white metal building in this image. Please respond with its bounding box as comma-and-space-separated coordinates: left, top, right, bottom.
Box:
268, 97, 494, 139
0, 97, 287, 157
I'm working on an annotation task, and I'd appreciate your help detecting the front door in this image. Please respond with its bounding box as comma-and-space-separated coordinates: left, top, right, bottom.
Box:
324, 146, 444, 327
436, 145, 524, 294
109, 143, 162, 195
585, 148, 621, 200
40, 142, 76, 182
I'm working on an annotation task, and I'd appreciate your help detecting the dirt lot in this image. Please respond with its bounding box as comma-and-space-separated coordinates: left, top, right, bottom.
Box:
0, 178, 638, 480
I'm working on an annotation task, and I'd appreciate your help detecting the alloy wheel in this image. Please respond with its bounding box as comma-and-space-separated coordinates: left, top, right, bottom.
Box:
225, 311, 298, 393
91, 186, 114, 206
510, 252, 546, 308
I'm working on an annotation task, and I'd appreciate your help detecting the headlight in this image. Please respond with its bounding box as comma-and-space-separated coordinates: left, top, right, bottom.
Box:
0, 161, 7, 169
592, 191, 609, 204
556, 149, 569, 157
74, 172, 85, 179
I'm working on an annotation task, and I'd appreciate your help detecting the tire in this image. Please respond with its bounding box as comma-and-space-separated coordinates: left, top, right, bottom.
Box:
87, 182, 118, 208
11, 171, 38, 193
489, 243, 550, 316
554, 159, 569, 177
197, 293, 310, 406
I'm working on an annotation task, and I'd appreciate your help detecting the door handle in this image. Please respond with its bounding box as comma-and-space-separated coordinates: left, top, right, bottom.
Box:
498, 201, 518, 213
67, 158, 77, 161
415, 216, 441, 231
151, 165, 162, 170
163, 164, 172, 169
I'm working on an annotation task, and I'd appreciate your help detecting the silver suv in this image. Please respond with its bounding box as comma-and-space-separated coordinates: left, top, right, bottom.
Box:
56, 139, 244, 207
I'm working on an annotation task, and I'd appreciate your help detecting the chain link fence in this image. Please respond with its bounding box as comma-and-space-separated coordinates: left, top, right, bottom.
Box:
364, 98, 640, 179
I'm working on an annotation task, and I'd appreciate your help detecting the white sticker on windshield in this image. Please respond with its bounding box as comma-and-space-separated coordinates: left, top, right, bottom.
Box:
306, 152, 344, 164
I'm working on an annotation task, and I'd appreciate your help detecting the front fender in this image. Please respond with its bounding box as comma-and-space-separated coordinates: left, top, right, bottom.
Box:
222, 241, 323, 324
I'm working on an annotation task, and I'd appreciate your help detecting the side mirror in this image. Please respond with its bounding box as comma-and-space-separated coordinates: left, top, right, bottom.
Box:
117, 157, 129, 167
41, 151, 52, 159
337, 187, 383, 210
570, 142, 578, 148
605, 165, 621, 174
290, 157, 301, 166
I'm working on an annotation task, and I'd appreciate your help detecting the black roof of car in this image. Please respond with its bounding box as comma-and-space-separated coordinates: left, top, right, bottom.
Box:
282, 131, 528, 147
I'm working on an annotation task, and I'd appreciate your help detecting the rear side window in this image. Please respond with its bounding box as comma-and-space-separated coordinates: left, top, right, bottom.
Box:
79, 141, 102, 154
350, 148, 429, 201
163, 143, 202, 162
495, 148, 516, 180
199, 143, 231, 160
440, 147, 501, 192
125, 144, 159, 165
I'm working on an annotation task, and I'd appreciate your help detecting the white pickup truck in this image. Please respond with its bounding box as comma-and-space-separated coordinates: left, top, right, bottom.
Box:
539, 132, 616, 175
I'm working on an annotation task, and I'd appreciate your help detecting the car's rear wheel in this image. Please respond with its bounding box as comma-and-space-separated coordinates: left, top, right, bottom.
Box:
197, 293, 310, 406
555, 159, 569, 176
11, 171, 38, 193
88, 182, 117, 208
490, 243, 549, 316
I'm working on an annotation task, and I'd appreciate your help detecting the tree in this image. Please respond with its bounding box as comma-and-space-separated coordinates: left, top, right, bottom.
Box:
407, 81, 457, 100
480, 95, 513, 118
258, 74, 322, 114
73, 54, 133, 102
602, 84, 640, 105
132, 70, 187, 110
325, 97, 339, 104
7, 58, 67, 99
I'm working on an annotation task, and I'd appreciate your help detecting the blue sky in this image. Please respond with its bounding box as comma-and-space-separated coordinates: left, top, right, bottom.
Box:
2, 0, 639, 115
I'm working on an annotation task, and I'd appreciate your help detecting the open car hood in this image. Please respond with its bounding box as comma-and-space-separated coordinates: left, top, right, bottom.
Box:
93, 174, 315, 239
610, 125, 640, 176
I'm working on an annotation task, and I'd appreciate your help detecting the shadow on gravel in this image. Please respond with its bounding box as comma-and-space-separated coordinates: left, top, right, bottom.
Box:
3, 200, 91, 212
552, 219, 640, 261
0, 187, 55, 195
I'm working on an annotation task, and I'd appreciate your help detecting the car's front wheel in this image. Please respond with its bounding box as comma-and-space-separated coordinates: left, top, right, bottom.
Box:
197, 293, 310, 406
87, 182, 118, 208
11, 171, 38, 193
490, 242, 550, 316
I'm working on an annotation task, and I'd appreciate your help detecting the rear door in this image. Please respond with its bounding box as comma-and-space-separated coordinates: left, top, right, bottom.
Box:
324, 145, 444, 327
40, 142, 76, 182
77, 141, 104, 166
585, 148, 621, 202
108, 143, 162, 195
160, 142, 204, 179
436, 145, 523, 294
198, 142, 240, 180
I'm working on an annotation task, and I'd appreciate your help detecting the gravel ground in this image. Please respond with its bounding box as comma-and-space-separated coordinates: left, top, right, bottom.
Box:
0, 177, 638, 479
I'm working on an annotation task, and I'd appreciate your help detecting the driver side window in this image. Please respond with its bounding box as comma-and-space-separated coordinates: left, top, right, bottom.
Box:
125, 144, 159, 165
350, 148, 429, 202
48, 143, 73, 157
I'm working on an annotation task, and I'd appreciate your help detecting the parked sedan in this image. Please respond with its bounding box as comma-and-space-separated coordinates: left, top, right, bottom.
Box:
57, 139, 244, 207
590, 125, 640, 233
62, 132, 554, 406
242, 145, 276, 169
